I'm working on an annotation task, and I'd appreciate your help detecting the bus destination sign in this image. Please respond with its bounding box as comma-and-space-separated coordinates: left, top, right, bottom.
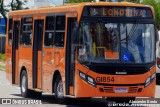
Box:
83, 7, 153, 18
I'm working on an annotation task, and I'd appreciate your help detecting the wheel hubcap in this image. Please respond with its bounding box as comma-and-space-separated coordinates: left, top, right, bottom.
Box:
22, 75, 26, 93
57, 80, 63, 99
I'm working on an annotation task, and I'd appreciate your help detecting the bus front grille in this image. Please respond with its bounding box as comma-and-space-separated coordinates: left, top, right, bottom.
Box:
128, 87, 139, 93
103, 87, 114, 93
102, 86, 139, 93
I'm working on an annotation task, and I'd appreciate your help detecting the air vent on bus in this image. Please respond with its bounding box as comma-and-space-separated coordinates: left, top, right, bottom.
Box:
128, 87, 141, 93
103, 87, 114, 93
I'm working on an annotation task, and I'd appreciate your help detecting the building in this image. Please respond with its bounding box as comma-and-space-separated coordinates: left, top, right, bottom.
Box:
0, 18, 6, 53
0, 34, 5, 53
0, 18, 6, 34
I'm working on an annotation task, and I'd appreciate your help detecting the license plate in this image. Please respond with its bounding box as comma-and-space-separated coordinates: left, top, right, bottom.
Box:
115, 88, 128, 93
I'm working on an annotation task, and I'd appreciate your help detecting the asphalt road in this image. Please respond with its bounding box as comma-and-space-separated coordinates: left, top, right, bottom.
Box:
0, 70, 160, 107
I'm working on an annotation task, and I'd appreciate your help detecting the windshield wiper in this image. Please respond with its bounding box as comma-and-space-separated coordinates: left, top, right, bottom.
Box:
121, 20, 140, 51
127, 20, 141, 40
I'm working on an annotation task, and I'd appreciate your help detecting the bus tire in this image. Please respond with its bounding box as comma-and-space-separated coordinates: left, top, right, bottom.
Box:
54, 75, 66, 103
20, 70, 31, 98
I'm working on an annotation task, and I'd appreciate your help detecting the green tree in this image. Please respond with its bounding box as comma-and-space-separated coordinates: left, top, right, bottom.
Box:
120, 0, 139, 3
142, 0, 160, 29
0, 0, 8, 26
10, 0, 28, 10
66, 0, 91, 3
0, 0, 28, 31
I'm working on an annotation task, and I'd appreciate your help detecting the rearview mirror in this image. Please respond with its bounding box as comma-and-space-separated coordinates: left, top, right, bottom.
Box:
157, 58, 160, 68
156, 30, 159, 42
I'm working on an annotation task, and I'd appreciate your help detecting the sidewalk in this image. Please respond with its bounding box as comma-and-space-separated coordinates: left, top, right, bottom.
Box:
0, 61, 5, 66
0, 61, 6, 71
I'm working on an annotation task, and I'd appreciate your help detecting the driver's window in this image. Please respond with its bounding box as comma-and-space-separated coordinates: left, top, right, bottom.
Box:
102, 23, 119, 59
78, 26, 86, 58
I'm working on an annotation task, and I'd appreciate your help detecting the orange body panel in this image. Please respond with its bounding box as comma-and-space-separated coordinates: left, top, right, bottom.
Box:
37, 51, 42, 89
6, 46, 12, 83
5, 2, 156, 98
42, 48, 55, 93
15, 50, 19, 84
19, 47, 33, 88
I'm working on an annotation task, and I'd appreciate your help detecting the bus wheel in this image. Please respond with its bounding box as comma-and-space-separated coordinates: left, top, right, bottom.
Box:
54, 75, 66, 103
20, 70, 31, 98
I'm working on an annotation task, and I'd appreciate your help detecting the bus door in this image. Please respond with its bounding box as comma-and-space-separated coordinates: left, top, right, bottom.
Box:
32, 19, 44, 89
12, 20, 20, 84
65, 13, 77, 95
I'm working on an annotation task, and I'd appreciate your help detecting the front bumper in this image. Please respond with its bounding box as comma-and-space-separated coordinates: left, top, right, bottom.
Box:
74, 65, 156, 98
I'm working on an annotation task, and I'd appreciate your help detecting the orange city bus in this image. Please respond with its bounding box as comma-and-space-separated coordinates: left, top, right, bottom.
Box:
6, 2, 158, 102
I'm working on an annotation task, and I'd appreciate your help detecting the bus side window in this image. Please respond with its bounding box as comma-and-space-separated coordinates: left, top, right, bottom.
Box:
20, 17, 33, 46
8, 18, 13, 46
54, 16, 65, 47
44, 16, 55, 47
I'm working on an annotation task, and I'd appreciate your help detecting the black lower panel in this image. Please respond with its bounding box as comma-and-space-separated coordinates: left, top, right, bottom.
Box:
65, 18, 76, 95
82, 62, 155, 75
32, 20, 43, 88
12, 21, 19, 84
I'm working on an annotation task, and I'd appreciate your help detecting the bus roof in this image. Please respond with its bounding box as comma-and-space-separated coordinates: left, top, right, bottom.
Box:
8, 2, 153, 16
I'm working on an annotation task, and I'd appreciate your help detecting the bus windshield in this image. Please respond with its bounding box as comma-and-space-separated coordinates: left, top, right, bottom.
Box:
77, 22, 155, 64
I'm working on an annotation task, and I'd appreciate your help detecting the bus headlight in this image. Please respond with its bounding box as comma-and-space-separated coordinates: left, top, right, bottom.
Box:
145, 77, 151, 87
145, 73, 156, 87
79, 71, 86, 80
87, 76, 96, 87
79, 71, 96, 87
151, 73, 156, 81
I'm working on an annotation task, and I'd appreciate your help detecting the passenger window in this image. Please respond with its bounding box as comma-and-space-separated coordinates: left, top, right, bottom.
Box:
8, 19, 13, 46
44, 32, 54, 47
46, 16, 55, 30
20, 17, 33, 46
55, 32, 64, 47
56, 16, 65, 30
55, 16, 65, 47
44, 16, 55, 47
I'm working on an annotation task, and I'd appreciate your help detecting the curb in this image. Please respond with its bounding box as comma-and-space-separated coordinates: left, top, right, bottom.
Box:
0, 69, 5, 71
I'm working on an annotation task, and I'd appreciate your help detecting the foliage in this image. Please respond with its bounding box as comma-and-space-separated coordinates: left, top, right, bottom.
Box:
0, 0, 8, 26
0, 65, 5, 70
0, 0, 28, 31
142, 0, 160, 30
9, 0, 28, 10
0, 53, 5, 62
119, 0, 139, 3
66, 0, 91, 3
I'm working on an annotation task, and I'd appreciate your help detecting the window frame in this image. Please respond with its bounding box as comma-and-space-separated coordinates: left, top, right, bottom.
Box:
20, 17, 33, 47
44, 14, 56, 48
43, 13, 66, 48
8, 18, 13, 46
54, 15, 66, 48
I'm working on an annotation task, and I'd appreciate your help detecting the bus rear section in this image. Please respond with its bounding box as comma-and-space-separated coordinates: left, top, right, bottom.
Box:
73, 5, 157, 99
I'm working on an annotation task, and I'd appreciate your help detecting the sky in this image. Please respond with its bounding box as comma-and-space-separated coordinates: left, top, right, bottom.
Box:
0, 0, 64, 17
4, 0, 34, 8
4, 0, 64, 8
